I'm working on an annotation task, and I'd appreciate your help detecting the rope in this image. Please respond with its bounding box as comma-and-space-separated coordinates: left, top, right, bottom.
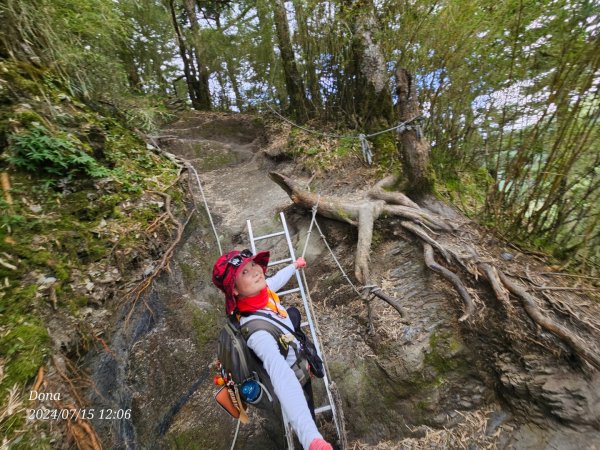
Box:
230, 419, 240, 450
300, 193, 380, 301
187, 163, 223, 255
299, 195, 322, 337
265, 103, 422, 165
313, 215, 364, 298
265, 104, 354, 139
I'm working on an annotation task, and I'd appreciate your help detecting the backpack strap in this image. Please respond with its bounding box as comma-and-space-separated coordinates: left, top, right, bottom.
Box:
240, 318, 289, 357
244, 311, 307, 343
241, 313, 311, 386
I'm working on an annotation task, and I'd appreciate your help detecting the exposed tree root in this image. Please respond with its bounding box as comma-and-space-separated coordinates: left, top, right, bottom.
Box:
496, 271, 600, 370
270, 171, 600, 371
64, 403, 103, 450
423, 243, 474, 322
363, 285, 407, 318
125, 190, 194, 328
368, 175, 420, 209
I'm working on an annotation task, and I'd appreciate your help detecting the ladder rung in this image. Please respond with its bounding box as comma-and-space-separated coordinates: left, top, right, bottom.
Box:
253, 230, 286, 241
314, 405, 332, 415
300, 321, 309, 328
278, 287, 300, 296
267, 257, 293, 267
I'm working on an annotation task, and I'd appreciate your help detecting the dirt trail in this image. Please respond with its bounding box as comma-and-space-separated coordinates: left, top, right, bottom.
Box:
89, 111, 600, 450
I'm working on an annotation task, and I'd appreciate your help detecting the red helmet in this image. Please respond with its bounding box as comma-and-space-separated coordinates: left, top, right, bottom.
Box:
212, 249, 270, 315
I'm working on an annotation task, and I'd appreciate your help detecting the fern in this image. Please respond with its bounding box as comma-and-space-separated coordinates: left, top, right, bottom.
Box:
6, 123, 110, 180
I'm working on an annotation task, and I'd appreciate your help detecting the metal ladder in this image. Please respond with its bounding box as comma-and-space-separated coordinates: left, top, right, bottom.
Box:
247, 211, 344, 450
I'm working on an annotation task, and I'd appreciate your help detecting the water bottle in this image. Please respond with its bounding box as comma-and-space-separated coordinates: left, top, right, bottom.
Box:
240, 379, 262, 404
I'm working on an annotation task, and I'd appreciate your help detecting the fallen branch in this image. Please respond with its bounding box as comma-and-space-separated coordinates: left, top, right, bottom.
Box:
32, 367, 45, 392
1, 172, 13, 206
0, 258, 17, 270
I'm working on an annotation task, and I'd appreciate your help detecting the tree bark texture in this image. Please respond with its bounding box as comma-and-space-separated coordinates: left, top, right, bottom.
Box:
342, 0, 394, 128
396, 67, 434, 196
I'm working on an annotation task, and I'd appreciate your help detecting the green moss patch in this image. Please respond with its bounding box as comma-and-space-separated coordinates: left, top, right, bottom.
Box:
192, 307, 219, 349
0, 59, 187, 450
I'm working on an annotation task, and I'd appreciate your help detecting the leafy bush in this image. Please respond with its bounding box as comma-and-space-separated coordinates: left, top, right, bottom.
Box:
6, 123, 109, 180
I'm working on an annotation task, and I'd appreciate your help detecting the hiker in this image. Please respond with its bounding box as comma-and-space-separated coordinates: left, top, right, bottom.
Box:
212, 249, 333, 450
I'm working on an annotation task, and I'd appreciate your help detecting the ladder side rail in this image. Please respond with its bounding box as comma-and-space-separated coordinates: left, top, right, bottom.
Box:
279, 213, 322, 354
246, 219, 258, 255
279, 213, 343, 438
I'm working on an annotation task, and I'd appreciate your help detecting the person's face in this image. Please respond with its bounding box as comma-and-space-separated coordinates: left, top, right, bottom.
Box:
233, 260, 266, 298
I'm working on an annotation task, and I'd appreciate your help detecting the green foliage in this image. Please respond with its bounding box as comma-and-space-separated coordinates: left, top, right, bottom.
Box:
6, 124, 109, 181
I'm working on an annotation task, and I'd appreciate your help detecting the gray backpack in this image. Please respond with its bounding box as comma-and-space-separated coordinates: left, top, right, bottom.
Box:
216, 317, 310, 409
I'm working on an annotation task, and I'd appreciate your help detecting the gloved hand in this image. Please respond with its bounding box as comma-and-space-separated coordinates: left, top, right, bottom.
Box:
309, 438, 333, 450
294, 257, 307, 269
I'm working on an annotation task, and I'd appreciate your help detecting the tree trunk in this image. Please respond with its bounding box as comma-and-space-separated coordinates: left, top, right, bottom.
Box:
168, 0, 200, 108
271, 0, 312, 123
292, 0, 323, 111
225, 57, 244, 112
183, 0, 211, 110
395, 67, 434, 197
342, 0, 394, 128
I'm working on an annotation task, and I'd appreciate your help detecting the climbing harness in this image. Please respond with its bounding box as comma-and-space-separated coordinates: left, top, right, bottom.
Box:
265, 103, 423, 165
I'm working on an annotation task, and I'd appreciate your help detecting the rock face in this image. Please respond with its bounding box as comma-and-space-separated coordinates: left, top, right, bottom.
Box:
495, 353, 600, 426
85, 112, 600, 449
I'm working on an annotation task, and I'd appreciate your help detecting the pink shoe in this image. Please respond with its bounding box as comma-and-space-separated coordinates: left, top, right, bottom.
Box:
309, 438, 333, 450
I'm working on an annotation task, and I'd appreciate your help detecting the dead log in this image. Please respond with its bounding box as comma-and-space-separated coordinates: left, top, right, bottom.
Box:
270, 172, 360, 226
270, 171, 453, 284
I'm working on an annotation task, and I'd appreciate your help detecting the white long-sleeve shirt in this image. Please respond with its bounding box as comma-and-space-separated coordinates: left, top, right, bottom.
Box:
239, 264, 322, 450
